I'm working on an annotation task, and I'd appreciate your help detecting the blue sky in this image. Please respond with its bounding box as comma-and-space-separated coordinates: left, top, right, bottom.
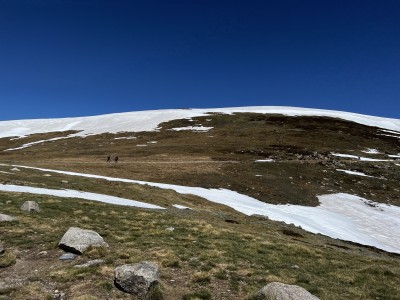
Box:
0, 0, 399, 120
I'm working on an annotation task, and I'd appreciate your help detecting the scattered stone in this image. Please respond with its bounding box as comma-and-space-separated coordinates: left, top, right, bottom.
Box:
61, 180, 69, 184
10, 167, 20, 172
114, 262, 160, 299
254, 282, 320, 300
58, 227, 108, 254
166, 227, 175, 232
59, 253, 76, 261
292, 264, 300, 269
20, 201, 40, 213
37, 251, 48, 257
53, 290, 66, 300
0, 241, 4, 255
74, 259, 105, 268
0, 214, 16, 222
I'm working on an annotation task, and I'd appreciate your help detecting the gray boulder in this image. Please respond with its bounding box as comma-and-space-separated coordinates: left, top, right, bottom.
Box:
0, 214, 16, 222
114, 262, 159, 299
20, 201, 40, 213
254, 282, 319, 300
58, 227, 108, 254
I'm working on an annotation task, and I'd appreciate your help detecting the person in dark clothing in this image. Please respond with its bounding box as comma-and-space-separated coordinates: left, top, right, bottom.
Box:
114, 156, 119, 163
107, 156, 111, 162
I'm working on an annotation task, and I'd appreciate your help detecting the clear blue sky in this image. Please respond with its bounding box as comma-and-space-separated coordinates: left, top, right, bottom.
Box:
0, 0, 399, 120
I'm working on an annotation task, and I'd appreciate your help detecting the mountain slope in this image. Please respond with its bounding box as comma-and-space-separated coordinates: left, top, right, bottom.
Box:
1, 106, 399, 138
0, 107, 399, 299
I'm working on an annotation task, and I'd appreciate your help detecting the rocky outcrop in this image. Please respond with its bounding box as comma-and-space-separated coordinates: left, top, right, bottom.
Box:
0, 214, 16, 222
114, 262, 160, 299
58, 227, 108, 254
254, 282, 320, 300
20, 201, 40, 213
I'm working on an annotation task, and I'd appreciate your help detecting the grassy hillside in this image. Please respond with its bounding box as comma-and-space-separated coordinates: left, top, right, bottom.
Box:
1, 113, 399, 205
0, 113, 399, 299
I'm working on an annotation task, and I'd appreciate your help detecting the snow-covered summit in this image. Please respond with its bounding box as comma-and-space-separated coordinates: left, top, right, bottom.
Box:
1, 106, 399, 139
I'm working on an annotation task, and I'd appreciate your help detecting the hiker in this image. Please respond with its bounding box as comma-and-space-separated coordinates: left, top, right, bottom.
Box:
107, 156, 111, 162
115, 156, 119, 163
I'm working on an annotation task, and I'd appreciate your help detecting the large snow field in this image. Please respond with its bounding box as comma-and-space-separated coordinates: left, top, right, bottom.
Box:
1, 163, 399, 254
1, 106, 400, 139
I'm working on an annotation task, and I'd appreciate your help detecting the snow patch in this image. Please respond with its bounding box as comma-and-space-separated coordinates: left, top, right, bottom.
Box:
114, 136, 136, 140
379, 134, 400, 139
4, 135, 71, 151
255, 159, 274, 162
170, 126, 213, 132
380, 129, 400, 135
362, 148, 380, 154
336, 169, 374, 178
331, 153, 392, 162
0, 184, 164, 209
172, 204, 191, 210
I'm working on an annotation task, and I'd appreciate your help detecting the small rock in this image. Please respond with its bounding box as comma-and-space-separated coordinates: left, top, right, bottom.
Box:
61, 180, 69, 184
59, 253, 76, 261
38, 251, 48, 256
74, 259, 105, 268
58, 227, 108, 254
20, 201, 40, 213
114, 262, 160, 299
254, 282, 320, 300
53, 290, 66, 299
10, 167, 20, 172
166, 227, 175, 232
0, 214, 16, 222
292, 265, 300, 269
